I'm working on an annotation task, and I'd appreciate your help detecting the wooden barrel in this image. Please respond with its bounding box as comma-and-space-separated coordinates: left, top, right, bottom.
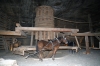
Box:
35, 6, 54, 28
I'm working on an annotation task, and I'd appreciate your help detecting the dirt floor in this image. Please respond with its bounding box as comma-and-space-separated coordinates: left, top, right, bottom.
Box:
0, 48, 100, 66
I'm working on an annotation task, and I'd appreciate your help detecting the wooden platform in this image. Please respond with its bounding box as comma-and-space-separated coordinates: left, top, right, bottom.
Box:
13, 46, 78, 56
59, 46, 78, 52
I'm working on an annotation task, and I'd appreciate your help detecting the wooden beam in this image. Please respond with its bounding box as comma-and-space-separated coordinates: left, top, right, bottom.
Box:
71, 33, 100, 36
15, 27, 79, 33
0, 30, 21, 36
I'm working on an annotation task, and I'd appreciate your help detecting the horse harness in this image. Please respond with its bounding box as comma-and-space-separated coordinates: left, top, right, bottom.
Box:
44, 38, 61, 50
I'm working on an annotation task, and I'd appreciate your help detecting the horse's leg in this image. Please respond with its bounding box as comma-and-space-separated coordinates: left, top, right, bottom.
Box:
52, 47, 58, 60
46, 51, 53, 58
39, 50, 43, 61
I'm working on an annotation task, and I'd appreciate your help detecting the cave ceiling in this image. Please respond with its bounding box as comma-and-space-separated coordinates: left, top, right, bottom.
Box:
0, 0, 100, 27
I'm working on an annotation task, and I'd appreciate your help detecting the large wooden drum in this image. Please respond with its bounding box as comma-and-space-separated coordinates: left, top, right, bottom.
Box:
35, 6, 54, 28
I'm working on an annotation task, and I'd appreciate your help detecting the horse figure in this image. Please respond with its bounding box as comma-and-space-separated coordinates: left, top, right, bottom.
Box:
37, 37, 68, 61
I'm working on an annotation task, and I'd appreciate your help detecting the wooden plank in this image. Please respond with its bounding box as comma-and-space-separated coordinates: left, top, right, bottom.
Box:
15, 27, 79, 33
59, 46, 78, 49
71, 33, 100, 36
0, 30, 21, 36
59, 46, 78, 52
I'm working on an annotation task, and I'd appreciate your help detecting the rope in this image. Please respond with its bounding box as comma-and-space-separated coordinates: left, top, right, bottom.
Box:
54, 17, 89, 24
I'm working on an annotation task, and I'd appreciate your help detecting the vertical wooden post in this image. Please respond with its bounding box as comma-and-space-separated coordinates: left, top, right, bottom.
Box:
30, 32, 33, 46
88, 14, 94, 48
43, 31, 46, 40
35, 31, 38, 40
47, 31, 50, 40
85, 36, 90, 54
35, 39, 38, 52
39, 31, 42, 40
53, 32, 56, 38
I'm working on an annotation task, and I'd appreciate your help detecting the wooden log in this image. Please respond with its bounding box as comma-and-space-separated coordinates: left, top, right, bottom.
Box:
15, 27, 79, 33
71, 33, 100, 36
0, 30, 21, 36
74, 36, 80, 49
85, 36, 90, 54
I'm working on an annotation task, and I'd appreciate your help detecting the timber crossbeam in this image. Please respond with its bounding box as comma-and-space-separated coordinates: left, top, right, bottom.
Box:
15, 27, 79, 33
71, 32, 100, 36
0, 30, 26, 37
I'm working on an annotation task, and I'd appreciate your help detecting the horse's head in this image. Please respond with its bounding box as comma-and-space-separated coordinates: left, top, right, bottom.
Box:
56, 37, 68, 45
61, 36, 68, 45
